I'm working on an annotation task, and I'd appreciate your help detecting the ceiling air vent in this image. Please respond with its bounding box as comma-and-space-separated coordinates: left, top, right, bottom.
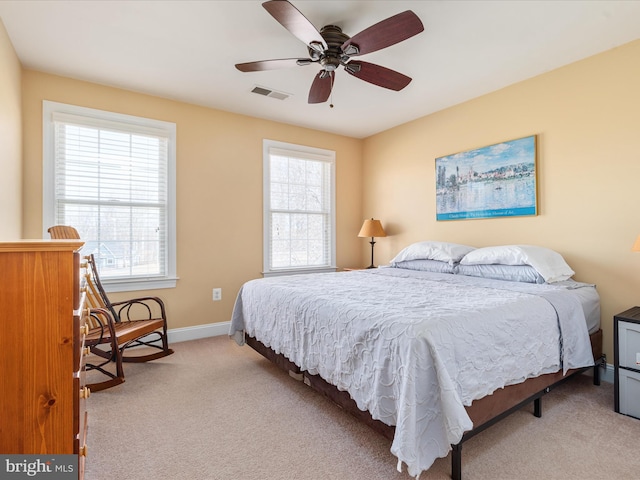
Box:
251, 85, 291, 101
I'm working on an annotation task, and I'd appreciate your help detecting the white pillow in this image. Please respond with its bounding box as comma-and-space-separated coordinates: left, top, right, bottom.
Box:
390, 241, 476, 265
459, 245, 574, 283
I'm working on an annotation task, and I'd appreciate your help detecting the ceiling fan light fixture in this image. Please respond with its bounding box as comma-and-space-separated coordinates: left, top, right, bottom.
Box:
320, 54, 341, 71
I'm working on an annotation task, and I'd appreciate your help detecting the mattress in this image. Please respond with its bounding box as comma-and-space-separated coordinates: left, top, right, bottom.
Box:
230, 267, 598, 477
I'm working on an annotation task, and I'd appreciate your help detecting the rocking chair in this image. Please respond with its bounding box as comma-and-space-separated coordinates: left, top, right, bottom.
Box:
84, 307, 125, 391
48, 225, 174, 390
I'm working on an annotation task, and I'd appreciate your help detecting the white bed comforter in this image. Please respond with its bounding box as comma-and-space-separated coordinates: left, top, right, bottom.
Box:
229, 268, 596, 477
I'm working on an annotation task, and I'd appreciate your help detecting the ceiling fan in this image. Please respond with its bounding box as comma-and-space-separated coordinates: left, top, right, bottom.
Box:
235, 0, 424, 104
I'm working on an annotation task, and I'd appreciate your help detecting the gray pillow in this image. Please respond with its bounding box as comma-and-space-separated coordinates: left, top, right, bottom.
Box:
392, 259, 456, 274
455, 263, 545, 284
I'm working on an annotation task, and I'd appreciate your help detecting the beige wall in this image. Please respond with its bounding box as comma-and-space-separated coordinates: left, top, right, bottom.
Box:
0, 19, 22, 239
363, 39, 640, 362
21, 71, 363, 329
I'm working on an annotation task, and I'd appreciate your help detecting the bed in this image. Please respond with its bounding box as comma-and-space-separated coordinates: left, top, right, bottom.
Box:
230, 243, 603, 479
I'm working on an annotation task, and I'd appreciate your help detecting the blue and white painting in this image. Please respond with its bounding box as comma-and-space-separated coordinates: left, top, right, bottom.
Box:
435, 135, 537, 221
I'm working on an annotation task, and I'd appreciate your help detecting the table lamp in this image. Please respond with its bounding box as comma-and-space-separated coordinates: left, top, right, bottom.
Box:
358, 218, 387, 269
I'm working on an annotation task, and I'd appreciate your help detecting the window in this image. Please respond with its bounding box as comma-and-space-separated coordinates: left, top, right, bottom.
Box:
43, 101, 177, 291
263, 139, 336, 276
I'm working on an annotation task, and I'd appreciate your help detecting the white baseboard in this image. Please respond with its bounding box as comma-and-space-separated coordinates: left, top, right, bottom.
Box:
583, 362, 614, 384
167, 321, 230, 344
601, 363, 614, 384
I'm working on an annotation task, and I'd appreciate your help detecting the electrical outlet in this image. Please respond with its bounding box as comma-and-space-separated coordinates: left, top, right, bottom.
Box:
212, 288, 222, 301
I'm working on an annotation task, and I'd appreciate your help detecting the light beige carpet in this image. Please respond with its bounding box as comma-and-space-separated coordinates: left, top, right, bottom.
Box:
85, 336, 640, 480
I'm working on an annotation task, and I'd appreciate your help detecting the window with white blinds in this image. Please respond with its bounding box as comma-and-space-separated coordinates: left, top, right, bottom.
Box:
43, 101, 177, 291
263, 139, 336, 276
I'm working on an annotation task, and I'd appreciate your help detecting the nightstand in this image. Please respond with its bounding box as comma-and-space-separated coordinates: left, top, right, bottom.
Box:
614, 307, 640, 419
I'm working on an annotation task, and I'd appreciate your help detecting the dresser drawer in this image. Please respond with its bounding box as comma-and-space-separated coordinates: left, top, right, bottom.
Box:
74, 291, 88, 372
618, 320, 640, 370
77, 345, 89, 448
79, 410, 88, 480
619, 368, 640, 419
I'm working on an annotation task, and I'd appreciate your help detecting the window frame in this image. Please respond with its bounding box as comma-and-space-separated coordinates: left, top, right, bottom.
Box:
263, 139, 336, 277
42, 100, 178, 292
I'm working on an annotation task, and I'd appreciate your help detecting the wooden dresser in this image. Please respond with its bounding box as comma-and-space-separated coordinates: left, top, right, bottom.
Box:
0, 240, 88, 479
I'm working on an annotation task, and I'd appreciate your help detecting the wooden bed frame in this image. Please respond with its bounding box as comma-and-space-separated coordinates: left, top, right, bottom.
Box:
245, 328, 603, 480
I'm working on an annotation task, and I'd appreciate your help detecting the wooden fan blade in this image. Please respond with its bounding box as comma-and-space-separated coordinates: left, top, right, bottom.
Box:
262, 0, 327, 50
308, 71, 334, 104
344, 61, 411, 91
235, 58, 309, 72
342, 10, 424, 56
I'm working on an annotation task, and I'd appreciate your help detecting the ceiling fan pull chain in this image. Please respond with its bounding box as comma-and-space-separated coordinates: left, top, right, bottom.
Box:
330, 75, 334, 108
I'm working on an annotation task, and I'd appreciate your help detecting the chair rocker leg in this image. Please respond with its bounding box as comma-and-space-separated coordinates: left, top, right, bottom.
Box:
86, 344, 126, 391
121, 347, 175, 362
120, 332, 174, 363
87, 375, 125, 392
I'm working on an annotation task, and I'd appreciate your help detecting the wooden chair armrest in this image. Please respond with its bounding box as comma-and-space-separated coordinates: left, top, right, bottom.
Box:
110, 296, 165, 308
88, 307, 116, 343
111, 297, 167, 322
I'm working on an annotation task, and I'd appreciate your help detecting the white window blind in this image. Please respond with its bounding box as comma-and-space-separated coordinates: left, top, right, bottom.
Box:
43, 101, 177, 291
263, 140, 336, 276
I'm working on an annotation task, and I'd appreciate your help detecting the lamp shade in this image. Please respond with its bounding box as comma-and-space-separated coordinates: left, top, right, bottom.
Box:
358, 219, 387, 238
633, 235, 640, 252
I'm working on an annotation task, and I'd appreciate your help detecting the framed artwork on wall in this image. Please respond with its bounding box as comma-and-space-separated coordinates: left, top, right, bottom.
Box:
435, 135, 538, 221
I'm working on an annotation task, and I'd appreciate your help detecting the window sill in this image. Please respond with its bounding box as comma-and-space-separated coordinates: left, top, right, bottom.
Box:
262, 267, 337, 278
102, 276, 179, 293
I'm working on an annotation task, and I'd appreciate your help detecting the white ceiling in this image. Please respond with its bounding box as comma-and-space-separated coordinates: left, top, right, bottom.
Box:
1, 1, 640, 138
